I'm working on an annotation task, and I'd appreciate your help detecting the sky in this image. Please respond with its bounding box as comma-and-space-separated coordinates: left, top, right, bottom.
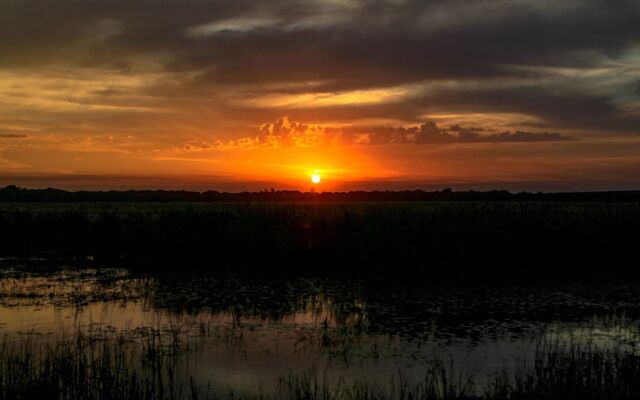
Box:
0, 0, 639, 191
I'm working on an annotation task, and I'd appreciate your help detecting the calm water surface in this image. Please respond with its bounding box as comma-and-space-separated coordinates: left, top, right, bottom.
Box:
1, 263, 640, 395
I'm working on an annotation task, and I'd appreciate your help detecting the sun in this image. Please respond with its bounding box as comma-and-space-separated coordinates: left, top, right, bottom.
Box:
311, 173, 321, 184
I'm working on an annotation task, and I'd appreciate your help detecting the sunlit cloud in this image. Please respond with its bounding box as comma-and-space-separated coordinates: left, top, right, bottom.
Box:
0, 0, 638, 190
186, 17, 281, 37
0, 68, 159, 113
171, 117, 574, 152
234, 86, 412, 108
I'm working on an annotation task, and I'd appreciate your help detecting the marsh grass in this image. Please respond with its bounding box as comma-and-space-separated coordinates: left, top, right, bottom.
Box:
280, 329, 640, 400
1, 202, 639, 283
0, 331, 189, 400
487, 338, 640, 399
0, 267, 154, 309
2, 320, 640, 400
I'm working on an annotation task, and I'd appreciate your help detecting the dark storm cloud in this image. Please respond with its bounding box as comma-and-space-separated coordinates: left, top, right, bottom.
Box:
157, 0, 640, 93
0, 134, 28, 139
1, 0, 639, 135
2, 0, 639, 76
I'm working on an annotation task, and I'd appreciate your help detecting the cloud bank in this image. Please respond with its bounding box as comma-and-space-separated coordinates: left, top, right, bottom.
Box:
180, 118, 574, 150
1, 0, 639, 135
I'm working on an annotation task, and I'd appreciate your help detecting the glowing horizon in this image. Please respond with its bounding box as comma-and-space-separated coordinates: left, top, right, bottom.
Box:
0, 1, 639, 191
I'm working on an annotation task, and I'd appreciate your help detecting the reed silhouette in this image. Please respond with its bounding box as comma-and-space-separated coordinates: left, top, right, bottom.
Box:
2, 322, 640, 400
0, 201, 638, 283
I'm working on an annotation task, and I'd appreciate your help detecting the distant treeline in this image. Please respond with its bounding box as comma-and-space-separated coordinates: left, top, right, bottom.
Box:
1, 185, 640, 202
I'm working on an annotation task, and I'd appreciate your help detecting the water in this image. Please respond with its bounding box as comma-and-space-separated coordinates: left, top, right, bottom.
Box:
1, 263, 640, 396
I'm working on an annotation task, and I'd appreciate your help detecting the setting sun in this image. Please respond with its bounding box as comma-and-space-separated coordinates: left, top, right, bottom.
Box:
311, 174, 321, 184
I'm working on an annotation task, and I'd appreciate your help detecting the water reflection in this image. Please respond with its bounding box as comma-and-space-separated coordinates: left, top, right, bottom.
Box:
1, 265, 640, 396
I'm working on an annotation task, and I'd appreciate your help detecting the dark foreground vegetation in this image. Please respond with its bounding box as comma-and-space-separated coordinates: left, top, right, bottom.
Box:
1, 326, 639, 400
2, 187, 640, 399
1, 201, 639, 283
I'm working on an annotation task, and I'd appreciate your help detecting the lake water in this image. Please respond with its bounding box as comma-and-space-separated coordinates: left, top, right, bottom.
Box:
1, 262, 639, 396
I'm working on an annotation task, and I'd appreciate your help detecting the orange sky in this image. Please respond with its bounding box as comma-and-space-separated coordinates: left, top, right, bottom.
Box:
1, 0, 639, 191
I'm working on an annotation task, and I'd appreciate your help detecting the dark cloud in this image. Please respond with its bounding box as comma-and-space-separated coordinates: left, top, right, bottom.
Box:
482, 131, 574, 143
232, 119, 574, 147
0, 134, 28, 139
2, 0, 638, 82
1, 0, 639, 138
417, 86, 640, 133
273, 85, 640, 134
449, 125, 488, 133
371, 121, 574, 145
